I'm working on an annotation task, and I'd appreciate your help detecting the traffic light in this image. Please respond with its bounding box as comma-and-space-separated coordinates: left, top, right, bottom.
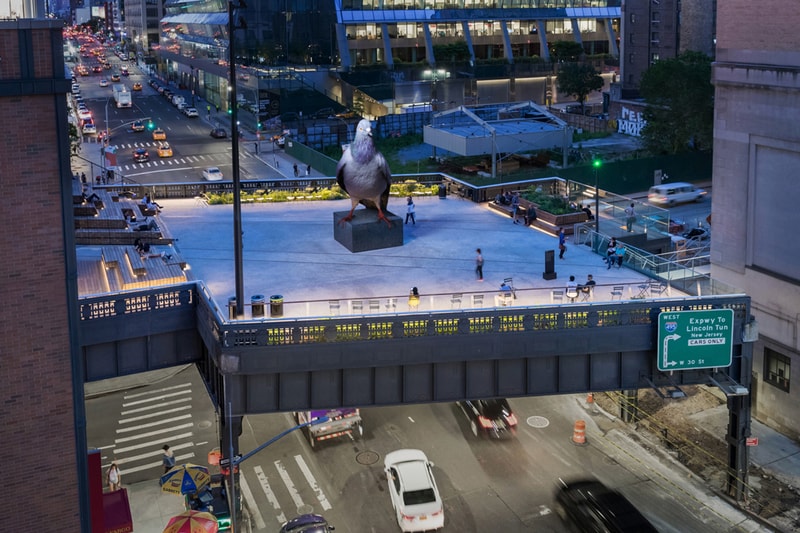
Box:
227, 108, 233, 115
257, 122, 262, 130
147, 120, 155, 131
592, 158, 602, 169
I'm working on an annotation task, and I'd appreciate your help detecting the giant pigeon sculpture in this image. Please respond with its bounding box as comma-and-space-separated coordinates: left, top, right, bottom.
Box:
336, 119, 392, 227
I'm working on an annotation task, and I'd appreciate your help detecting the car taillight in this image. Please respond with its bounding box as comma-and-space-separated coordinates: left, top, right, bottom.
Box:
478, 416, 494, 429
431, 509, 443, 517
401, 513, 416, 521
505, 413, 518, 426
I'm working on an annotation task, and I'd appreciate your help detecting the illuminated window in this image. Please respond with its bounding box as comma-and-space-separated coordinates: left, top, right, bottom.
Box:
764, 347, 790, 392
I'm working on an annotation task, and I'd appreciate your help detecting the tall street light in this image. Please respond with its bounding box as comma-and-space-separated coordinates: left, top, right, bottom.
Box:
229, 0, 247, 318
593, 158, 602, 233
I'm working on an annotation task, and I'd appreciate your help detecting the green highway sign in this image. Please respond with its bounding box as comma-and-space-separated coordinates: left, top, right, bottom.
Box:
657, 309, 734, 371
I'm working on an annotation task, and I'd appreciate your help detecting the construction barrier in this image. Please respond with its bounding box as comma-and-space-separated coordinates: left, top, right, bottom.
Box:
572, 419, 587, 445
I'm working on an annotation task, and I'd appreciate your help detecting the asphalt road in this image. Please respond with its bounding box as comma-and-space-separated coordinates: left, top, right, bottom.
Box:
86, 366, 767, 532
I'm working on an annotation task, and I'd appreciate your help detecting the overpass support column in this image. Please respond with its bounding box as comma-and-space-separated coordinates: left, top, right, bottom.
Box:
726, 337, 754, 501
619, 390, 638, 423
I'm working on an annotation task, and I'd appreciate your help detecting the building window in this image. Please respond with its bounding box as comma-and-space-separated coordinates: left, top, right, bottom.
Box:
764, 347, 791, 392
651, 11, 660, 23
651, 31, 659, 43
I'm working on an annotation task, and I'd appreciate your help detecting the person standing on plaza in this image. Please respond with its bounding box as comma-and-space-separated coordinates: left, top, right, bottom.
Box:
306, 164, 311, 176
405, 196, 416, 225
475, 248, 484, 281
106, 462, 121, 492
162, 444, 175, 474
511, 192, 521, 224
558, 229, 567, 259
625, 202, 637, 232
293, 163, 299, 177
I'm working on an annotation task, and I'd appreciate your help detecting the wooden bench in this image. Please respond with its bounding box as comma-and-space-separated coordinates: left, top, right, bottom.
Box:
125, 248, 147, 276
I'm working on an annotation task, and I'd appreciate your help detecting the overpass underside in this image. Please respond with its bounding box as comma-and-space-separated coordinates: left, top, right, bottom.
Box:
79, 284, 752, 498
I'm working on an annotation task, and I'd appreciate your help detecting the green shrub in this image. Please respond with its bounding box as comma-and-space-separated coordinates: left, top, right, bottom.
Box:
522, 186, 574, 215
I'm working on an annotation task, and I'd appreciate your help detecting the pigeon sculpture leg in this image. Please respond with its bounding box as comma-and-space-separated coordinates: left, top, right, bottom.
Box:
336, 119, 393, 228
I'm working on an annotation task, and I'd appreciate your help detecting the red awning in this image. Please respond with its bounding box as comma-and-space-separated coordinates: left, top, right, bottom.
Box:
103, 488, 133, 533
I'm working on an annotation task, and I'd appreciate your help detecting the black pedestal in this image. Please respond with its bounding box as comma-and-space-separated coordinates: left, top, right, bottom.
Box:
333, 209, 403, 252
543, 249, 557, 280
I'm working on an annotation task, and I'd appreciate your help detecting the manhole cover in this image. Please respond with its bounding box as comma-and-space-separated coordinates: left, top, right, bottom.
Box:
197, 420, 213, 429
356, 450, 380, 466
527, 415, 550, 428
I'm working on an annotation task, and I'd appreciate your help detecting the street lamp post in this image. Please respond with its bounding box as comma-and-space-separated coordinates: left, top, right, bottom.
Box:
593, 158, 602, 233
228, 0, 247, 318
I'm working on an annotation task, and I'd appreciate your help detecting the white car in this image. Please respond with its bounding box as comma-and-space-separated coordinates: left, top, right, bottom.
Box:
183, 107, 199, 118
82, 122, 97, 135
78, 108, 92, 121
99, 79, 109, 87
202, 167, 224, 181
384, 449, 444, 532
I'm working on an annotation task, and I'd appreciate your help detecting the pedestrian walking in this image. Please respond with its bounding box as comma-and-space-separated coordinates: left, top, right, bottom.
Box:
162, 444, 175, 474
625, 202, 637, 232
475, 248, 484, 281
306, 164, 311, 176
293, 163, 299, 177
405, 196, 416, 225
558, 229, 567, 259
107, 462, 121, 491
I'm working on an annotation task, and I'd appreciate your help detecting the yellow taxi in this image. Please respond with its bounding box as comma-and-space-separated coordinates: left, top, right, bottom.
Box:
132, 82, 142, 91
110, 73, 120, 82
157, 142, 173, 158
152, 128, 167, 141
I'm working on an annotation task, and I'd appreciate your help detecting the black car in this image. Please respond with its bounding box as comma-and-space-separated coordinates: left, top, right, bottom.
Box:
457, 398, 518, 438
279, 513, 334, 533
555, 479, 658, 533
210, 127, 227, 139
132, 148, 150, 162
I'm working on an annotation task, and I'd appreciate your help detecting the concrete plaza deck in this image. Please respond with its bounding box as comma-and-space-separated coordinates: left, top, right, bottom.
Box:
156, 194, 657, 319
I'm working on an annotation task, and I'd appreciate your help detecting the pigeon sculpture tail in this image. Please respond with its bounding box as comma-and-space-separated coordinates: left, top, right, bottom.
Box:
336, 119, 392, 227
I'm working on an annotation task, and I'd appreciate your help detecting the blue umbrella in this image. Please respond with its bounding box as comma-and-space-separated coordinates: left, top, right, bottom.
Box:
160, 463, 211, 495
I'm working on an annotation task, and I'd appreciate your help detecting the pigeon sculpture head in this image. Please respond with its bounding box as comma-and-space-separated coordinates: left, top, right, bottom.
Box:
336, 119, 392, 227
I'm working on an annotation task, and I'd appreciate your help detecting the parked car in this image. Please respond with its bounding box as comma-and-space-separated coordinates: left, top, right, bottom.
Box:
132, 148, 150, 162
183, 107, 199, 118
279, 514, 335, 533
648, 182, 707, 206
384, 449, 444, 532
82, 121, 96, 135
311, 107, 334, 120
456, 398, 518, 438
682, 226, 710, 242
554, 478, 658, 532
210, 127, 227, 139
202, 167, 223, 181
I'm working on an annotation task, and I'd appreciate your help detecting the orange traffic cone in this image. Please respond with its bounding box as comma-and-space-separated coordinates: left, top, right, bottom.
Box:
586, 393, 594, 404
572, 419, 587, 445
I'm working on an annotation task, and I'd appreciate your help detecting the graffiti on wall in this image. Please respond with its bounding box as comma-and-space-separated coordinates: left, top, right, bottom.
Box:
618, 106, 646, 137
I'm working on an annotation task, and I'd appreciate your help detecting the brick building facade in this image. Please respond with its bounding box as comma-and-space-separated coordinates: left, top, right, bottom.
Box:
0, 19, 85, 531
711, 1, 800, 438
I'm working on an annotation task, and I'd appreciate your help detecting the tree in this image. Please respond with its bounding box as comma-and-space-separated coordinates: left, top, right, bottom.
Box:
556, 63, 604, 112
550, 41, 584, 62
639, 51, 714, 154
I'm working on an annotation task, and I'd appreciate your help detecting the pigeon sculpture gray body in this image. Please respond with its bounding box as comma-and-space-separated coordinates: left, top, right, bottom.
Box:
336, 119, 392, 227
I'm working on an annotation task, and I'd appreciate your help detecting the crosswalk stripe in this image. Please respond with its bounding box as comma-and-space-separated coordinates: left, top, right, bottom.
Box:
116, 452, 195, 474
121, 397, 191, 416
241, 471, 268, 530
296, 455, 331, 511
254, 465, 285, 525
125, 383, 191, 400
122, 389, 191, 407
117, 412, 192, 430
113, 432, 194, 454
275, 459, 305, 512
114, 422, 194, 443
119, 404, 192, 423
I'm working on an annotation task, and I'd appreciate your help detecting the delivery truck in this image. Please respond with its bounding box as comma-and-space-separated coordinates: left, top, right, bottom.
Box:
112, 84, 132, 108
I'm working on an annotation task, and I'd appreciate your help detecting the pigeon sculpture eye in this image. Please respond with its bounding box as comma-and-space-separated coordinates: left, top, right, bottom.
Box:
336, 119, 393, 228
